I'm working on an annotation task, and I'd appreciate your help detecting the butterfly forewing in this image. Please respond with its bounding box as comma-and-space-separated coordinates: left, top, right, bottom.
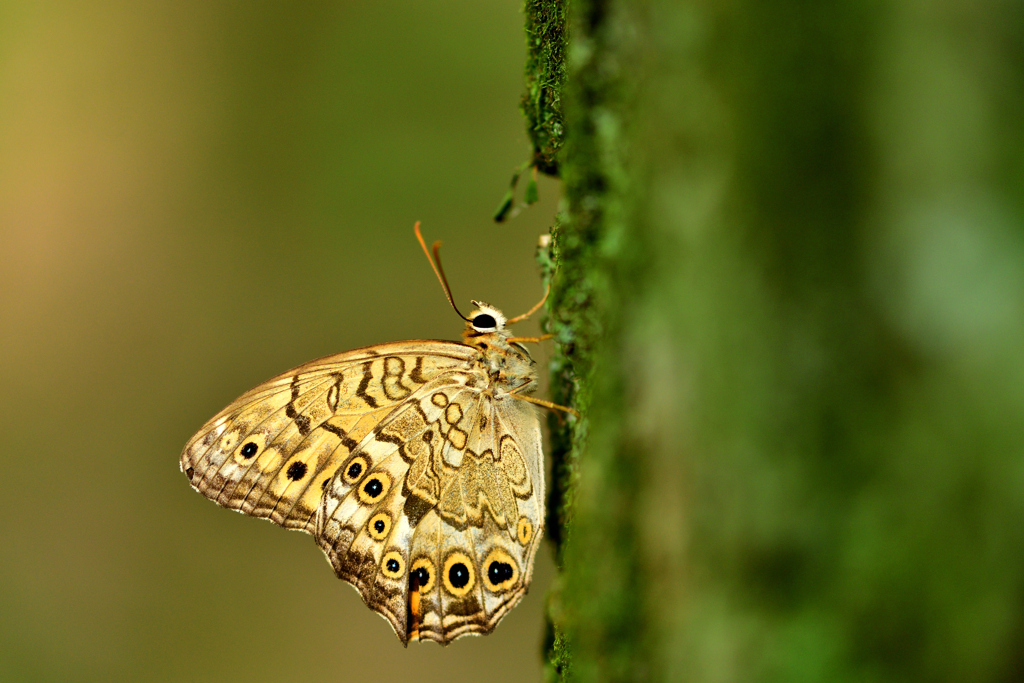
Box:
181, 342, 474, 531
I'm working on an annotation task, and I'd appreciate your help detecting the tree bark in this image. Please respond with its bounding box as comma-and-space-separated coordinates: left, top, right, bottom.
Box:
531, 1, 1024, 681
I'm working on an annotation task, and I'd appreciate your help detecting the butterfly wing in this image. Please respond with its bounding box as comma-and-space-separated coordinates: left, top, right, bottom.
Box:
181, 339, 545, 645
315, 378, 544, 644
180, 341, 475, 532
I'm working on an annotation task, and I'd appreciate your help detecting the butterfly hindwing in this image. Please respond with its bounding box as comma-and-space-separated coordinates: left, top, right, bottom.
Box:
412, 396, 544, 644
312, 377, 545, 644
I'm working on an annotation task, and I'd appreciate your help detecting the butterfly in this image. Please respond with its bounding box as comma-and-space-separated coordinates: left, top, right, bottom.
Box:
180, 223, 572, 645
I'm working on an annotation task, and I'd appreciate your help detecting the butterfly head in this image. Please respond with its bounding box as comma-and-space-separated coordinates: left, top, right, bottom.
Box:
462, 300, 536, 393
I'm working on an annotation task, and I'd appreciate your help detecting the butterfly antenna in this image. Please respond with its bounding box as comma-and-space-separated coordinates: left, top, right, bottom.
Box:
414, 222, 470, 321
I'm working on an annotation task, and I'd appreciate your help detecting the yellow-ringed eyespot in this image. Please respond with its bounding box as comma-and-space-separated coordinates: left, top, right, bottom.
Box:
357, 472, 391, 505
381, 551, 405, 579
442, 551, 476, 597
342, 455, 370, 485
410, 557, 436, 594
368, 512, 392, 541
482, 548, 519, 592
516, 517, 533, 546
232, 432, 266, 463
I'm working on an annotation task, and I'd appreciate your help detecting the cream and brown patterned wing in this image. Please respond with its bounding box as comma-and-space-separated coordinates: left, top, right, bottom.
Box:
315, 375, 544, 645
180, 341, 475, 533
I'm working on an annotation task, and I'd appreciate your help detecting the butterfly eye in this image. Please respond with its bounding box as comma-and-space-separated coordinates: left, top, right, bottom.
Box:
472, 313, 497, 331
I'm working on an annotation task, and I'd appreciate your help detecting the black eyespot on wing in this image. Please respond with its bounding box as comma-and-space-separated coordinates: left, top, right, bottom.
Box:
286, 461, 307, 481
488, 561, 514, 585
374, 519, 386, 533
410, 558, 436, 593
472, 313, 497, 330
364, 477, 383, 498
412, 566, 430, 587
448, 562, 470, 589
185, 467, 194, 479
381, 551, 405, 578
240, 442, 258, 458
347, 462, 363, 479
357, 472, 391, 505
481, 549, 518, 591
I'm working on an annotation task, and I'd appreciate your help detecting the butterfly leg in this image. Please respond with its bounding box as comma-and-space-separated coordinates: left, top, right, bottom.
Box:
509, 392, 579, 418
507, 334, 553, 344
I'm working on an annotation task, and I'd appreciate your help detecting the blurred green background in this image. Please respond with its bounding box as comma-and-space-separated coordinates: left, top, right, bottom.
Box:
0, 2, 560, 680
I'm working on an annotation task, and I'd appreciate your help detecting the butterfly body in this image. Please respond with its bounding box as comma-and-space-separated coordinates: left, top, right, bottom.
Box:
181, 301, 544, 645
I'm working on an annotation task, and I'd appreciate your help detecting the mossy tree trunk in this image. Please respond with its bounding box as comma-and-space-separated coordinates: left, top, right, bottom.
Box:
528, 0, 1024, 681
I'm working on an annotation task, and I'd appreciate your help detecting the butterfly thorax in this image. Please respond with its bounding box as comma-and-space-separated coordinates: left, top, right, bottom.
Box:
462, 301, 537, 397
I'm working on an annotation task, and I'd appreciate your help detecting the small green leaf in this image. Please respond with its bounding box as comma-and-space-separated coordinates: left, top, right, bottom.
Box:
493, 189, 515, 223
525, 177, 539, 205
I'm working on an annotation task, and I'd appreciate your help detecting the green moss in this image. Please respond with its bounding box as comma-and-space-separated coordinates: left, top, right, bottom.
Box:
530, 0, 649, 676
521, 0, 567, 175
